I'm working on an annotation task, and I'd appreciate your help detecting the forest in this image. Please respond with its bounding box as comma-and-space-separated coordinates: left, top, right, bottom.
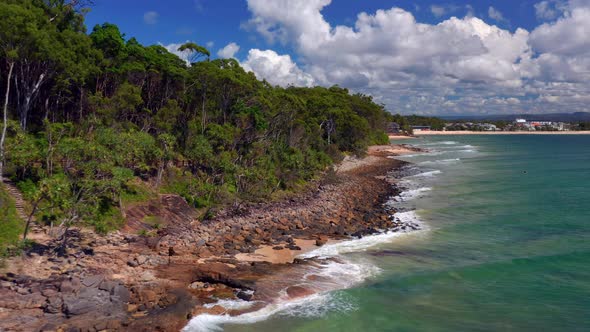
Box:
0, 0, 394, 251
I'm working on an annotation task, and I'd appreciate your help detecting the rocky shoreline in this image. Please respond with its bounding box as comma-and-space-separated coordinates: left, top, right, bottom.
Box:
0, 144, 420, 332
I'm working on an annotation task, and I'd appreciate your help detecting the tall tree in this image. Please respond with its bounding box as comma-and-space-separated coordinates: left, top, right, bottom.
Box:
177, 42, 210, 64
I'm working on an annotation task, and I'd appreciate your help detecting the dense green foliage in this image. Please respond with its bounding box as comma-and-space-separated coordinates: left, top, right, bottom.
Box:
387, 113, 413, 133
0, 0, 390, 239
404, 115, 446, 130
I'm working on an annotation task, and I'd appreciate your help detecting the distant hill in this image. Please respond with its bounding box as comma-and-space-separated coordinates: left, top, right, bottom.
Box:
440, 112, 590, 122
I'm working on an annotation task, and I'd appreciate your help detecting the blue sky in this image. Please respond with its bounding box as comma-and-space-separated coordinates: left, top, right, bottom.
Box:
84, 0, 590, 115
86, 0, 543, 59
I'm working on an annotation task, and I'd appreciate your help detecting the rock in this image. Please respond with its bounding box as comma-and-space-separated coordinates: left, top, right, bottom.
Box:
44, 296, 63, 314
140, 271, 155, 282
112, 284, 130, 303
286, 286, 314, 299
272, 246, 283, 250
236, 291, 253, 301
81, 275, 104, 288
140, 290, 158, 303
59, 278, 80, 293
315, 239, 327, 246
136, 255, 148, 265
127, 259, 139, 267
65, 286, 113, 317
189, 281, 206, 289
98, 280, 116, 292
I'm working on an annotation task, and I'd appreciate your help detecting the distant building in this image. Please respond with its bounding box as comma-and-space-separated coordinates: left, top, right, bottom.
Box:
481, 123, 497, 131
530, 121, 553, 127
515, 118, 527, 123
387, 122, 401, 134
411, 125, 431, 132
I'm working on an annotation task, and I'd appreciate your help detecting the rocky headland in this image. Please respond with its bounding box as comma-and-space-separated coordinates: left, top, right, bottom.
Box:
0, 144, 421, 332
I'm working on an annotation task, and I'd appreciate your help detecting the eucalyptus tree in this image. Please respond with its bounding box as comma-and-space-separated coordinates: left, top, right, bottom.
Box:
178, 42, 210, 64
0, 1, 27, 179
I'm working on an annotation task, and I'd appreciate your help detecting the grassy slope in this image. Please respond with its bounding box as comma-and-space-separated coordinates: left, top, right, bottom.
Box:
0, 184, 23, 252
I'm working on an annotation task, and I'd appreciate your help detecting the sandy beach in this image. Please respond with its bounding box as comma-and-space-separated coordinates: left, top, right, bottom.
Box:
414, 130, 590, 135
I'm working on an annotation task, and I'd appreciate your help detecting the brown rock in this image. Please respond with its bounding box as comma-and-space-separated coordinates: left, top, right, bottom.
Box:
286, 286, 314, 299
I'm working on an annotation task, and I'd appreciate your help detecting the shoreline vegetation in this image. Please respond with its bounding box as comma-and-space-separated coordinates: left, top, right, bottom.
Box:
0, 144, 421, 331
0, 0, 395, 254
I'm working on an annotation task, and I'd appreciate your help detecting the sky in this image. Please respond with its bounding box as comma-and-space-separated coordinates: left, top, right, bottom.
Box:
85, 0, 590, 116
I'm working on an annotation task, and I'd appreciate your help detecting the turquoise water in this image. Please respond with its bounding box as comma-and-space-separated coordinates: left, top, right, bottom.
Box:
187, 135, 590, 332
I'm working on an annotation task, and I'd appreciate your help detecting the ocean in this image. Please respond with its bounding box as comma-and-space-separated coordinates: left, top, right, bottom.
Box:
184, 135, 590, 332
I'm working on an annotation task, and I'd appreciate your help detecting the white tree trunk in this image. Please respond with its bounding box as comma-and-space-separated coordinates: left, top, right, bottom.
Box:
0, 61, 15, 182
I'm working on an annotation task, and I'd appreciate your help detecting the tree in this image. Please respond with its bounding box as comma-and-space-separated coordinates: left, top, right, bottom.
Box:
0, 55, 15, 182
0, 1, 24, 180
177, 42, 210, 64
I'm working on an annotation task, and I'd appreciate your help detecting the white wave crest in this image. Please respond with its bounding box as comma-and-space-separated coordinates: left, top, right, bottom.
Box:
394, 187, 432, 201
407, 170, 442, 178
420, 141, 457, 146
183, 259, 376, 332
300, 211, 425, 259
183, 292, 358, 332
418, 158, 460, 166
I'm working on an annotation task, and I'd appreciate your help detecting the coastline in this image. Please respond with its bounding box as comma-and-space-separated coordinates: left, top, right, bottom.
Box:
414, 130, 590, 135
0, 144, 418, 332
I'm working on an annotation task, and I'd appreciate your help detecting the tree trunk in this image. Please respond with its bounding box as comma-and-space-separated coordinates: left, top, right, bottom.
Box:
201, 92, 207, 134
0, 61, 15, 182
22, 197, 41, 241
17, 68, 46, 131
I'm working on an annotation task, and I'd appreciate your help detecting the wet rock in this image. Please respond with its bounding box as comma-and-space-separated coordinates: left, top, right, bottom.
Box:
236, 291, 253, 301
286, 286, 314, 299
315, 238, 327, 246
189, 281, 206, 289
286, 244, 302, 251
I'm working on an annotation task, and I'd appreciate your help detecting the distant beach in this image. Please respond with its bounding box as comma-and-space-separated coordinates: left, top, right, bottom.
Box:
413, 130, 590, 135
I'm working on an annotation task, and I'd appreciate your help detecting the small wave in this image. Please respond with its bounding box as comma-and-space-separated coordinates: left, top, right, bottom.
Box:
203, 297, 257, 311
401, 151, 444, 157
184, 259, 377, 332
421, 141, 457, 146
183, 292, 357, 332
407, 170, 442, 178
300, 211, 426, 259
394, 187, 432, 201
418, 158, 460, 166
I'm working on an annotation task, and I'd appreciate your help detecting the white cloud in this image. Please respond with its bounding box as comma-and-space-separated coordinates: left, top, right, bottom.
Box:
488, 6, 508, 23
242, 49, 315, 87
430, 5, 447, 17
206, 41, 214, 49
217, 42, 240, 58
143, 11, 159, 25
534, 0, 567, 20
242, 0, 590, 114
